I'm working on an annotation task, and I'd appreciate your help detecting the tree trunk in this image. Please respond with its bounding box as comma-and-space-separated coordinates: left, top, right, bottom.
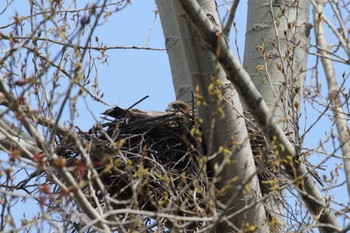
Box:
312, 0, 350, 197
157, 0, 267, 232
166, 0, 341, 232
243, 0, 310, 229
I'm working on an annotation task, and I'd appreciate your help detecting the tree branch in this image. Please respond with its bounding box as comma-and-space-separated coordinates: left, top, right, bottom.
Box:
222, 0, 240, 38
312, 0, 350, 197
0, 81, 111, 232
176, 0, 341, 232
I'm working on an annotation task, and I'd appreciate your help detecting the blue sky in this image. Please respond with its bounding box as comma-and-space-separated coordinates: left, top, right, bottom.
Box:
84, 1, 174, 112
75, 1, 248, 126
1, 0, 349, 231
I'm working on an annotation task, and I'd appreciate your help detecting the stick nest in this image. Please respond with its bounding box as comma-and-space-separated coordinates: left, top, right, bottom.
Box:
55, 106, 213, 228
54, 106, 278, 230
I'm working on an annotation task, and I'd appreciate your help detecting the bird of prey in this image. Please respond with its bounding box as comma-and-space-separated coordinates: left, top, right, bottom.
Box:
166, 100, 191, 113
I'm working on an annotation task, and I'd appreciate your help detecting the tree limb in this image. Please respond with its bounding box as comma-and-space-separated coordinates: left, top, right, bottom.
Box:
312, 0, 350, 197
176, 0, 341, 232
222, 0, 240, 38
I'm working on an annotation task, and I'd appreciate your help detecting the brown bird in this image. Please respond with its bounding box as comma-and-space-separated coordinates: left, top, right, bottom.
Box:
166, 100, 191, 113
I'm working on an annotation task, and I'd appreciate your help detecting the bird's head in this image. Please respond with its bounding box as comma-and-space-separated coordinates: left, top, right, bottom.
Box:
166, 100, 191, 113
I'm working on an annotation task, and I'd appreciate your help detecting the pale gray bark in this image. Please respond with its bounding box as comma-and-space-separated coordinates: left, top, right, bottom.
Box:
175, 0, 341, 232
312, 0, 350, 197
156, 1, 192, 102
243, 0, 310, 229
157, 0, 267, 232
244, 0, 309, 142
